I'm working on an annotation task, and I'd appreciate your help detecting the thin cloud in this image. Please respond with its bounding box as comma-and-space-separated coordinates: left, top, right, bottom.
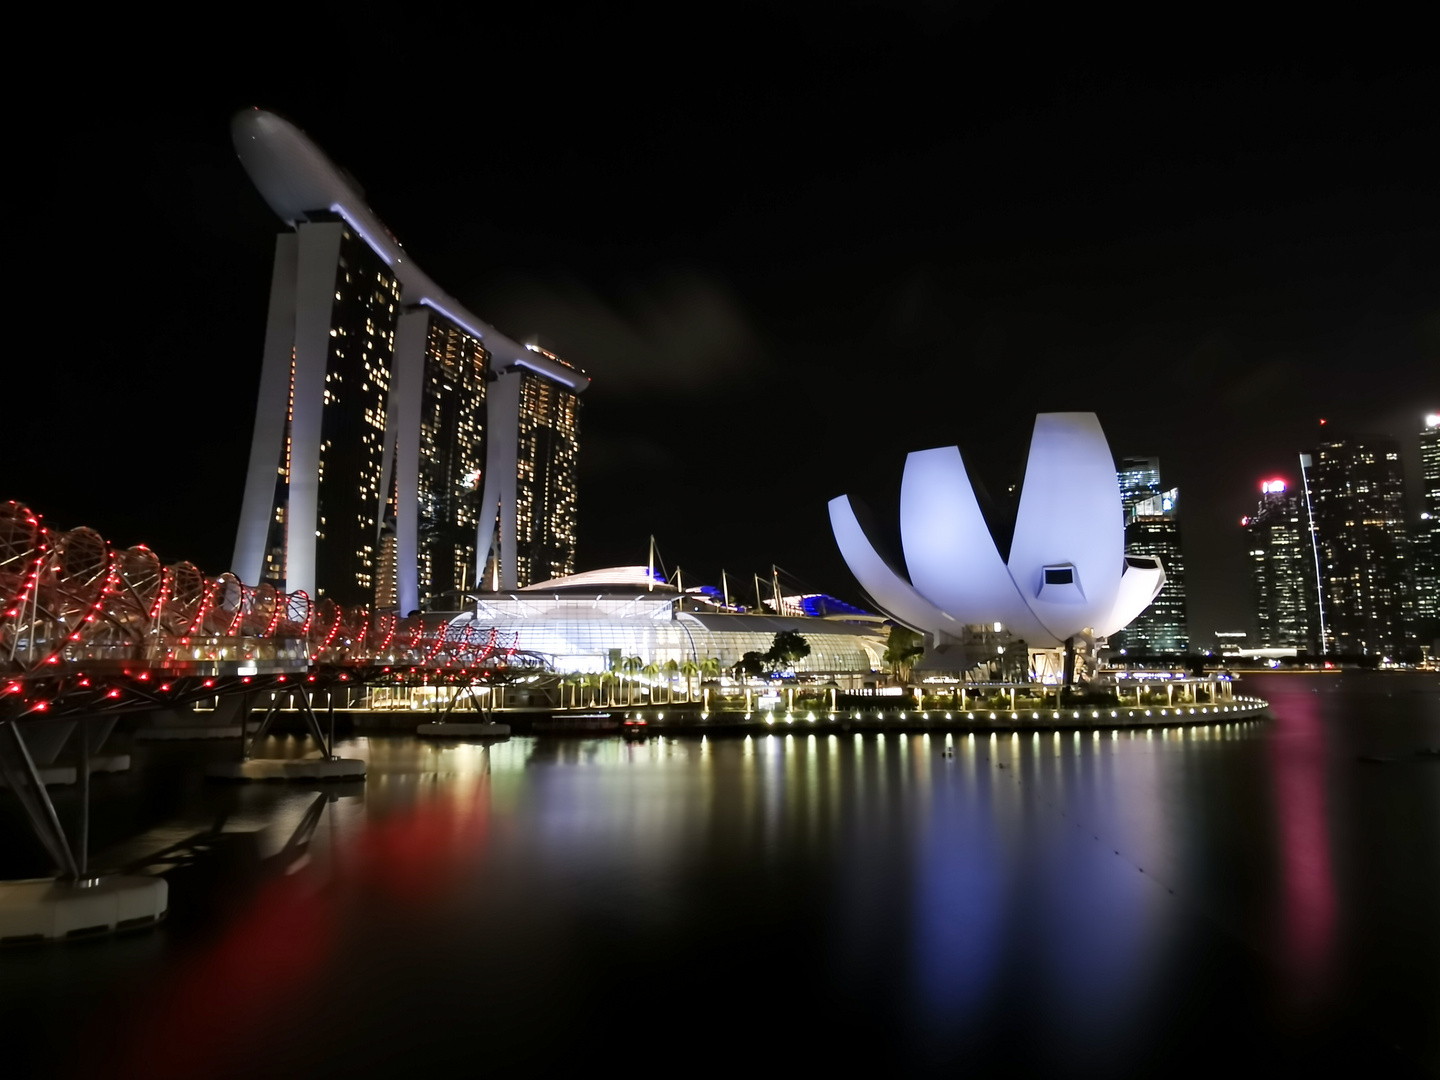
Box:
481, 271, 766, 394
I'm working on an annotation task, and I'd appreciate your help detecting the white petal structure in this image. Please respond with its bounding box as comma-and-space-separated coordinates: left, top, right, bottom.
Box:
829, 412, 1165, 648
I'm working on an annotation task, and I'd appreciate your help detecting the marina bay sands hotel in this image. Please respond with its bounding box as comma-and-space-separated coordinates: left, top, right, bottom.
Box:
231, 109, 588, 611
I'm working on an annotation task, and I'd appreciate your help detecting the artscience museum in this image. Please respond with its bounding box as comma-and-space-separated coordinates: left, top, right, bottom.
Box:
829, 412, 1167, 676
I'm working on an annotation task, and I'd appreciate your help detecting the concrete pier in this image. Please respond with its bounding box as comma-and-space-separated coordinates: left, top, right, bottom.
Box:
0, 875, 167, 944
206, 757, 367, 782
0, 753, 131, 787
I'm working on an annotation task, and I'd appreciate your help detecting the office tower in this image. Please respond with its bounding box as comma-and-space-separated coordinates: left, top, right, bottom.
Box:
1244, 479, 1318, 649
1112, 458, 1188, 653
235, 216, 400, 606
1117, 456, 1161, 509
475, 347, 582, 590
1308, 433, 1410, 655
1413, 413, 1440, 634
230, 109, 588, 609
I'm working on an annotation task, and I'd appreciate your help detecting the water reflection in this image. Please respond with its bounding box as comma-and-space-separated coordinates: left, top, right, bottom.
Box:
4, 674, 1434, 1076
1268, 688, 1337, 990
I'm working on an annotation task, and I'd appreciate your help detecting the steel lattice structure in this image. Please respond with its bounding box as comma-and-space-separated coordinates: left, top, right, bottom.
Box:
1, 501, 525, 722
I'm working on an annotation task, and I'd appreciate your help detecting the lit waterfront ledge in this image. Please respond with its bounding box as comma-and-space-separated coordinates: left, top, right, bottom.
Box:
604, 695, 1271, 735
0, 875, 167, 944
205, 756, 366, 782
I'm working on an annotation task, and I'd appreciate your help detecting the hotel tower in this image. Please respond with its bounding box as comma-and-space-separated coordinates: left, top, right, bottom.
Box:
230, 109, 588, 610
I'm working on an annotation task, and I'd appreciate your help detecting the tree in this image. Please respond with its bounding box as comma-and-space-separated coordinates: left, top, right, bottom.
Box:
621, 655, 643, 705
766, 630, 811, 673
680, 658, 699, 702
642, 660, 661, 701
736, 651, 767, 679
884, 625, 924, 683
663, 659, 680, 703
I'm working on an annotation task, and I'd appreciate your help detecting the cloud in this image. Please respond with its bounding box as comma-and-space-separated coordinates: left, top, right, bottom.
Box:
479, 271, 766, 395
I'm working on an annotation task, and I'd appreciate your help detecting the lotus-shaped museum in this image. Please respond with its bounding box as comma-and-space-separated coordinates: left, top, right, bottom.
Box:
828, 412, 1165, 649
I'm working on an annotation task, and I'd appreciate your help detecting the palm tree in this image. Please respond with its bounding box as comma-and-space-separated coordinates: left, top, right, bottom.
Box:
642, 661, 661, 702
622, 655, 643, 705
680, 658, 699, 702
699, 656, 721, 710
663, 659, 680, 703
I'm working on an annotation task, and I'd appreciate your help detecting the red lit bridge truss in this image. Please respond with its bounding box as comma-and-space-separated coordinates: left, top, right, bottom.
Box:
1, 501, 535, 722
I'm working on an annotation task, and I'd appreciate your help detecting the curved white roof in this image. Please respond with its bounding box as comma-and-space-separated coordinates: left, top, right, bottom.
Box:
232, 108, 588, 392
519, 566, 675, 593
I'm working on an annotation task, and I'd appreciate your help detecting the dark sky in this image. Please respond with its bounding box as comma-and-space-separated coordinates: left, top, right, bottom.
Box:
11, 8, 1438, 642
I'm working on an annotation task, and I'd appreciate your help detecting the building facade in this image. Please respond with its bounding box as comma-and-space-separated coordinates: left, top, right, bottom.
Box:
230, 109, 588, 610
377, 310, 491, 613
237, 216, 401, 607
1308, 434, 1410, 655
515, 362, 581, 586
1244, 480, 1318, 649
1414, 413, 1440, 640
1113, 458, 1188, 653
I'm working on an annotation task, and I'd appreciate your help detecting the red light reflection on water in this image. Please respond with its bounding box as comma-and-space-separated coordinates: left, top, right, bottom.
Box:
96, 769, 494, 1079
352, 776, 493, 903
1269, 690, 1337, 986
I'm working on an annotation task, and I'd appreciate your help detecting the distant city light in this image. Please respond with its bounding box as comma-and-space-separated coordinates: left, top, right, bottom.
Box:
1260, 479, 1287, 494
1426, 413, 1439, 428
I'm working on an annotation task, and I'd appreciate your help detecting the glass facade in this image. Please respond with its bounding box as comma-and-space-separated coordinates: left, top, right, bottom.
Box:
1415, 416, 1440, 638
1113, 458, 1188, 653
259, 222, 400, 606
460, 594, 883, 676
415, 315, 488, 609
314, 226, 400, 606
1310, 435, 1410, 655
1245, 485, 1318, 649
514, 362, 580, 587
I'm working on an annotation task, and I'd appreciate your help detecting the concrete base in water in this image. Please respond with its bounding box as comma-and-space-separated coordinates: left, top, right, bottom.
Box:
416, 722, 511, 738
0, 754, 131, 787
0, 875, 168, 944
138, 722, 261, 740
206, 757, 367, 782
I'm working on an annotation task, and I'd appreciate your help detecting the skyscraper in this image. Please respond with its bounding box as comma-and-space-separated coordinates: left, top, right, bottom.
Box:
1111, 458, 1188, 653
474, 348, 582, 591
230, 109, 588, 610
236, 215, 401, 607
1123, 490, 1189, 653
1117, 456, 1161, 509
1244, 479, 1318, 649
1308, 433, 1410, 655
378, 310, 490, 613
1413, 412, 1440, 637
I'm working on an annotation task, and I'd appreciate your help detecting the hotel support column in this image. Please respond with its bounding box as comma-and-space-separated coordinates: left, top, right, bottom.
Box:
381, 309, 428, 615
284, 221, 346, 600
474, 368, 522, 591
232, 233, 298, 584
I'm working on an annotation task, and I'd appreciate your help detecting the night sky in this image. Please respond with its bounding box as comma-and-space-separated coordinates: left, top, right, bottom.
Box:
12, 10, 1437, 643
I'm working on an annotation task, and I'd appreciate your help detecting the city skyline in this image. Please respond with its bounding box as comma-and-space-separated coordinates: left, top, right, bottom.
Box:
9, 18, 1437, 643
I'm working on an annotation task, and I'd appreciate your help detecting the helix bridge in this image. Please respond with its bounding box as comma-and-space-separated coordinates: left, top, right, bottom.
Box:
1, 500, 532, 726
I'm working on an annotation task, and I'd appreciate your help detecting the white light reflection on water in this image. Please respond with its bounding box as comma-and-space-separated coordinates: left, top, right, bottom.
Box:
8, 674, 1435, 1077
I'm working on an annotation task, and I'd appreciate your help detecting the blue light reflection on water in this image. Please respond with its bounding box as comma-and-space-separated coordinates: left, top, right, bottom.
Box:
0, 673, 1435, 1077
